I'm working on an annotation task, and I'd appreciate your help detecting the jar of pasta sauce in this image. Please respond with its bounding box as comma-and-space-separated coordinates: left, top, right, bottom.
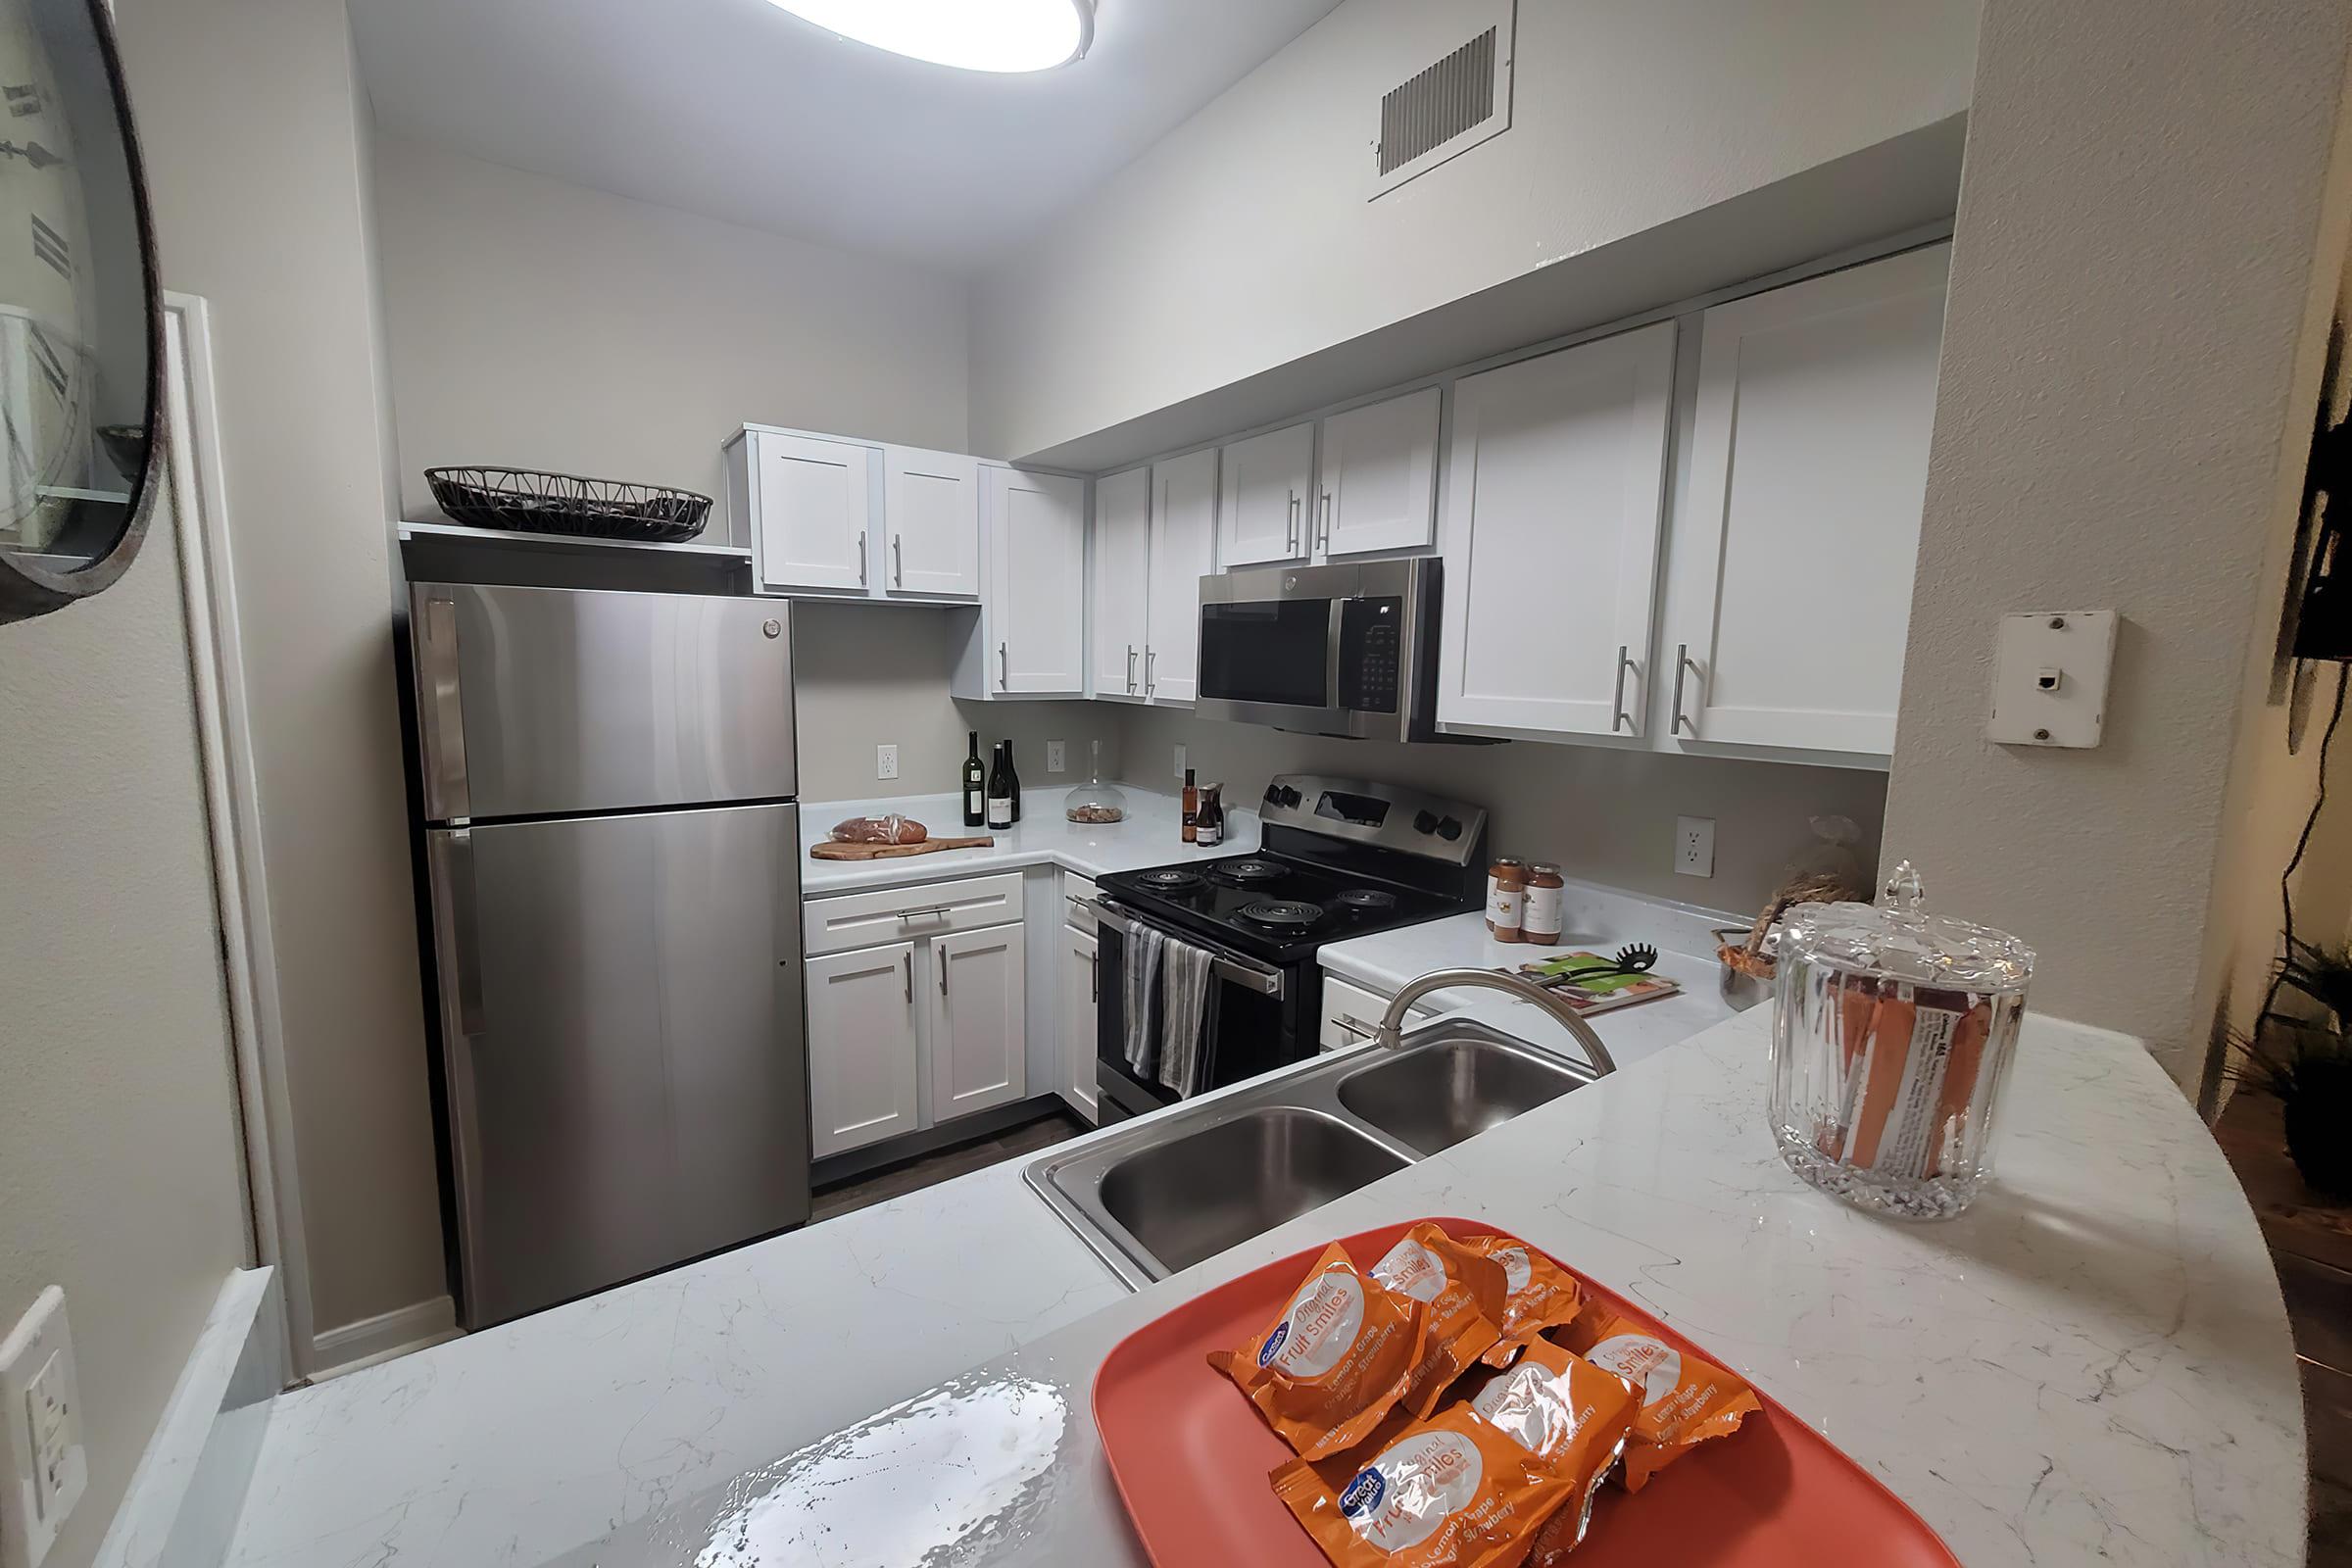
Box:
1486, 858, 1527, 943
1523, 863, 1565, 946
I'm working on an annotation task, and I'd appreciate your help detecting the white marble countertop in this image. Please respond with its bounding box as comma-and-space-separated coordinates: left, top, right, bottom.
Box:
219, 1149, 1130, 1567
1316, 876, 1748, 1073
799, 787, 1258, 895
559, 1006, 2306, 1568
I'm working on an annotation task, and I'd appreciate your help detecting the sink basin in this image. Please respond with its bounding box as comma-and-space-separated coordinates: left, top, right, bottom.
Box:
1097, 1107, 1407, 1277
1024, 1019, 1605, 1287
1337, 1036, 1587, 1156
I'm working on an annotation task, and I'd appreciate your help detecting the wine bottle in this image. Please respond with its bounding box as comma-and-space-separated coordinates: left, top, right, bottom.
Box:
1182, 768, 1199, 844
1005, 740, 1023, 823
961, 730, 985, 828
986, 741, 1013, 831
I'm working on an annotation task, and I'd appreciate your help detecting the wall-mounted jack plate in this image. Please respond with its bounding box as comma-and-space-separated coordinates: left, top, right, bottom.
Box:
1987, 611, 2117, 748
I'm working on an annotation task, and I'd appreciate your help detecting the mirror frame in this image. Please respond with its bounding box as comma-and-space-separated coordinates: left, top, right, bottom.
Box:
0, 0, 165, 625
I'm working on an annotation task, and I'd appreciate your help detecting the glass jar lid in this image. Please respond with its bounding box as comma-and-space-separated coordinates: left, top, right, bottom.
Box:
1779, 860, 2035, 994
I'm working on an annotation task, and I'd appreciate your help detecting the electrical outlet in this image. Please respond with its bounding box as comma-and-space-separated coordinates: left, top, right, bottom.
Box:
1046, 740, 1066, 774
1675, 816, 1715, 879
1174, 744, 1188, 779
874, 744, 899, 782
1, 1288, 85, 1568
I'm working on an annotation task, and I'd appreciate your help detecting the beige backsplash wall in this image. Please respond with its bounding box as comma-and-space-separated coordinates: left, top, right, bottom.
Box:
793, 603, 1122, 805
1115, 708, 1887, 920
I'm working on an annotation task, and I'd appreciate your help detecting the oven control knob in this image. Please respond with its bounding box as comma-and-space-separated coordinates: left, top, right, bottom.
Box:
1437, 816, 1464, 842
1413, 809, 1440, 835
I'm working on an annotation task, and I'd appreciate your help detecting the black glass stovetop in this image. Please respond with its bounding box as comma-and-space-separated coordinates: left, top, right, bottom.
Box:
1098, 852, 1469, 963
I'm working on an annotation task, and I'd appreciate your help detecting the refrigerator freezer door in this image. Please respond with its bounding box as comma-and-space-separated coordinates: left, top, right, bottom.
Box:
413, 582, 796, 822
427, 803, 808, 1328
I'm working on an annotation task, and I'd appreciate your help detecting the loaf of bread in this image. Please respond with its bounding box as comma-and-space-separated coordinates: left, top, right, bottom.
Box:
830, 814, 928, 846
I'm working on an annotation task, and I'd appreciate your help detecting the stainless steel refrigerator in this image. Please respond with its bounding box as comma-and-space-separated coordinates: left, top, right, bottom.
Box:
409, 581, 807, 1329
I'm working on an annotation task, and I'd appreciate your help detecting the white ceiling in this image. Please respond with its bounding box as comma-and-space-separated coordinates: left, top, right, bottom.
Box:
348, 0, 1344, 275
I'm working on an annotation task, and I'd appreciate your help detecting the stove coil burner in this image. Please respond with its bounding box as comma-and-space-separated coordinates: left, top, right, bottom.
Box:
1333, 888, 1399, 913
1135, 867, 1205, 893
1214, 858, 1289, 886
1240, 899, 1324, 931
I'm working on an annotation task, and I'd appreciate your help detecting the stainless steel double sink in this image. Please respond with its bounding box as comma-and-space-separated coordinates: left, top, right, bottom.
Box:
1025, 1020, 1600, 1289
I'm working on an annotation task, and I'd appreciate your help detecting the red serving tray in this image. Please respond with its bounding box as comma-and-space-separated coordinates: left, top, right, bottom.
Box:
1092, 1218, 1959, 1567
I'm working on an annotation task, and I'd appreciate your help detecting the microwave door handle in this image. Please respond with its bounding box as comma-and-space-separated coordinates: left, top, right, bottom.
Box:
1325, 599, 1348, 714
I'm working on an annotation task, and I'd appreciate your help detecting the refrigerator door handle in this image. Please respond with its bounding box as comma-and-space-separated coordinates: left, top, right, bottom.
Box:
439, 828, 486, 1037
426, 825, 490, 1318
418, 593, 472, 821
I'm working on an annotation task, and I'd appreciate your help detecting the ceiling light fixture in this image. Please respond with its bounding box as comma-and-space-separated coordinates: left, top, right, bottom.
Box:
766, 0, 1094, 74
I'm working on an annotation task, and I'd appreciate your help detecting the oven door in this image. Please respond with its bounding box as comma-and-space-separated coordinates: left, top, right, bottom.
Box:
1088, 901, 1310, 1123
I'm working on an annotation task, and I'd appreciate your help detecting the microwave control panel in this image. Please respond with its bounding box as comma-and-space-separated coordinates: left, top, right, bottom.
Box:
1337, 597, 1403, 713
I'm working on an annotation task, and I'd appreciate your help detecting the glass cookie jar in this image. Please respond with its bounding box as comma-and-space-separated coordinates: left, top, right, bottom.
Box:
1767, 863, 2035, 1219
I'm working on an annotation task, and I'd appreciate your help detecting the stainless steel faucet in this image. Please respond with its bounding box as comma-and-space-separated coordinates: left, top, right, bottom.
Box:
1373, 968, 1620, 1077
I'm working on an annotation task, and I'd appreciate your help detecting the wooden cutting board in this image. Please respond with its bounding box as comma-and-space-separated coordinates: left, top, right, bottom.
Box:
808, 835, 996, 861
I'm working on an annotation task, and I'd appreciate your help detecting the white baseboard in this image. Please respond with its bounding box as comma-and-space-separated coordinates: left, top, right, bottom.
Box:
308, 1297, 461, 1382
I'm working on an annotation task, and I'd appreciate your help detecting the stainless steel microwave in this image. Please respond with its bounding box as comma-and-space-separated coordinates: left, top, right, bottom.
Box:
1196, 559, 1443, 742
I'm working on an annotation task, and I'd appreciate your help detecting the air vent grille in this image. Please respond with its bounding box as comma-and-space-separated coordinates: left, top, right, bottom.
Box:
1378, 27, 1497, 177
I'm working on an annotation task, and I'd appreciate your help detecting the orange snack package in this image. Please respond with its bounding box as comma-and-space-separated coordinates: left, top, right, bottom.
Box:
1459, 1233, 1584, 1366
1208, 1244, 1429, 1459
1466, 1339, 1638, 1557
1369, 1224, 1513, 1416
1273, 1403, 1581, 1568
1562, 1309, 1761, 1491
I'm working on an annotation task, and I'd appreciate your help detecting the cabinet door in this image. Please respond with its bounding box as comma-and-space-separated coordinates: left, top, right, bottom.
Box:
1438, 322, 1676, 738
1662, 246, 1948, 757
930, 923, 1027, 1123
806, 942, 919, 1158
752, 432, 873, 594
1146, 448, 1217, 705
883, 445, 981, 599
1217, 422, 1314, 567
1060, 923, 1100, 1121
988, 467, 1086, 695
1090, 466, 1152, 700
1317, 387, 1440, 559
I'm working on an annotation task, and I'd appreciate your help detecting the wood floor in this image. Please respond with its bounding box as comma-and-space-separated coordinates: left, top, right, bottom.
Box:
2214, 1088, 2352, 1566
808, 1108, 1091, 1223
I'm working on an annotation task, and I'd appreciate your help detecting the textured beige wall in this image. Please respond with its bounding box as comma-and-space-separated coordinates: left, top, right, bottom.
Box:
1114, 709, 1886, 918
971, 0, 1979, 459
792, 603, 1122, 805
118, 0, 443, 1335
0, 508, 249, 1568
1881, 0, 2352, 1088
371, 136, 972, 519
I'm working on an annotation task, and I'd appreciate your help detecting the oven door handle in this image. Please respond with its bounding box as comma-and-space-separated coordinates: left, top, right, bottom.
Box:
1085, 899, 1287, 998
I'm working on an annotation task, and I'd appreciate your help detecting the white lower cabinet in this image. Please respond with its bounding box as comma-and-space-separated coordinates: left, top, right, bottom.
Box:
1060, 922, 1100, 1121
806, 942, 922, 1158
1318, 973, 1434, 1054
930, 923, 1028, 1120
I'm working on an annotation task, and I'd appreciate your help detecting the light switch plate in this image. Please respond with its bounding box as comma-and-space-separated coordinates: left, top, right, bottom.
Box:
1173, 744, 1187, 780
1987, 610, 2118, 748
1, 1289, 85, 1568
1046, 740, 1066, 774
874, 744, 898, 781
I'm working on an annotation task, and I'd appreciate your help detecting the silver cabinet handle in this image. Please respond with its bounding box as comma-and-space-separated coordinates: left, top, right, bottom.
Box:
1611, 645, 1635, 733
1125, 644, 1137, 694
896, 905, 952, 921
1286, 489, 1299, 555
999, 641, 1008, 689
1089, 950, 1099, 1004
1334, 1014, 1375, 1042
1319, 490, 1333, 554
858, 529, 867, 586
902, 950, 912, 1004
1145, 648, 1156, 694
892, 533, 904, 587
1671, 643, 1699, 735
939, 949, 950, 998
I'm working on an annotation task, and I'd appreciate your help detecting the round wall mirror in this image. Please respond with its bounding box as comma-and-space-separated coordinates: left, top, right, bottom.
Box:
0, 0, 161, 625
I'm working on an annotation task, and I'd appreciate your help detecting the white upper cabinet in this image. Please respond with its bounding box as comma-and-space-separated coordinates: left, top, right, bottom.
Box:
1315, 387, 1440, 559
882, 445, 981, 599
1217, 421, 1315, 567
1438, 321, 1678, 739
1091, 466, 1152, 701
737, 430, 874, 595
1145, 447, 1217, 705
1660, 245, 1950, 759
984, 466, 1086, 696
